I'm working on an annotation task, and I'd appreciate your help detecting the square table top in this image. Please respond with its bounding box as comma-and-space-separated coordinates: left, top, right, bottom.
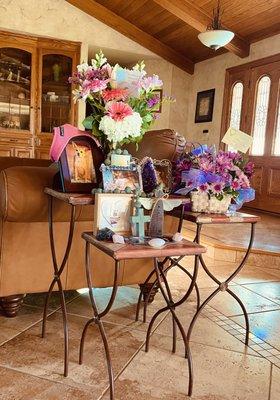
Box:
44, 188, 189, 208
44, 188, 95, 206
170, 210, 260, 224
82, 232, 206, 261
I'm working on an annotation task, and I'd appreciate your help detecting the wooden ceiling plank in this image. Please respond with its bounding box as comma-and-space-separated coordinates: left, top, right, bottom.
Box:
153, 0, 250, 58
66, 0, 194, 74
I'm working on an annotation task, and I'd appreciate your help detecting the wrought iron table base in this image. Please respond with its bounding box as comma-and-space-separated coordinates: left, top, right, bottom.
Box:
41, 196, 76, 377
184, 221, 256, 395
145, 256, 200, 398
136, 255, 200, 324
80, 243, 200, 399
79, 241, 119, 400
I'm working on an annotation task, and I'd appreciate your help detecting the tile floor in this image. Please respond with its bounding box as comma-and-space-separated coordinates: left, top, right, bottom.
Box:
0, 256, 279, 400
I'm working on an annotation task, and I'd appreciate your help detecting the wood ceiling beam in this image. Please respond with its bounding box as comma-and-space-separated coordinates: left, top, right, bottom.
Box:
66, 0, 194, 74
154, 0, 250, 58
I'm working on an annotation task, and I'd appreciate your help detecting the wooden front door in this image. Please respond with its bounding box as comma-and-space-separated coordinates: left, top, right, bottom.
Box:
221, 55, 280, 214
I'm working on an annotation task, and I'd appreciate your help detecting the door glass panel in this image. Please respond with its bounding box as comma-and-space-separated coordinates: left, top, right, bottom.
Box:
229, 82, 243, 130
0, 48, 31, 131
273, 99, 280, 156
251, 76, 271, 156
41, 54, 72, 133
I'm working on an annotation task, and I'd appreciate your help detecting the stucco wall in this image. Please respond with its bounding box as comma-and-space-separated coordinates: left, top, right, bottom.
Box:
187, 34, 280, 147
144, 61, 191, 136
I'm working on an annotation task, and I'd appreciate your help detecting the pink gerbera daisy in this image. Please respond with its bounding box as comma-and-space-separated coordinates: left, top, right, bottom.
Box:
107, 102, 133, 121
102, 88, 129, 102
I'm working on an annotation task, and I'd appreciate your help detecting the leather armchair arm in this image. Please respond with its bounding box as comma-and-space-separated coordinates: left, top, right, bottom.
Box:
0, 165, 93, 222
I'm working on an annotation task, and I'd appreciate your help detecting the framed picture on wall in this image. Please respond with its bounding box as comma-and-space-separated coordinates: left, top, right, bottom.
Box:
195, 89, 215, 123
152, 89, 163, 113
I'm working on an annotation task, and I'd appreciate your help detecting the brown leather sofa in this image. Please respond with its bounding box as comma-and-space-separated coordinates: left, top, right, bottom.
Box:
0, 129, 186, 317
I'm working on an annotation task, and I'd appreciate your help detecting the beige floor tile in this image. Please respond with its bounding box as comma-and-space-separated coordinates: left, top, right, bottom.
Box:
177, 256, 280, 287
65, 287, 168, 331
0, 312, 145, 397
0, 305, 45, 346
270, 366, 280, 400
102, 335, 270, 400
232, 266, 280, 285
154, 303, 258, 356
243, 282, 280, 304
232, 310, 280, 351
198, 285, 280, 316
0, 366, 92, 400
168, 260, 236, 289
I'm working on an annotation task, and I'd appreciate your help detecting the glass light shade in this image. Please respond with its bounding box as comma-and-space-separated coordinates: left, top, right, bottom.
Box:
198, 30, 235, 50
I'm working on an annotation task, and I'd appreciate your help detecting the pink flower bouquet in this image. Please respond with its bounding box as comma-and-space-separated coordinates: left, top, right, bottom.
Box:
69, 51, 172, 150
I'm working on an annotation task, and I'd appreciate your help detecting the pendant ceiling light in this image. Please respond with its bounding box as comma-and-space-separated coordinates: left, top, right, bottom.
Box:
198, 0, 234, 50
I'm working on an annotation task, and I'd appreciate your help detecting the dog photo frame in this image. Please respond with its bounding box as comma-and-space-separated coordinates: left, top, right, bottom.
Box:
59, 135, 103, 193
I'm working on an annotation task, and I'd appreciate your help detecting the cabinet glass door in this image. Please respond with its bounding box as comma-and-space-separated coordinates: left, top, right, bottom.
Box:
41, 54, 72, 133
0, 48, 32, 132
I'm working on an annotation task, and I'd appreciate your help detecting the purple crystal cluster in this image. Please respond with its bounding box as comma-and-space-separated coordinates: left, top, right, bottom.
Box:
141, 157, 158, 193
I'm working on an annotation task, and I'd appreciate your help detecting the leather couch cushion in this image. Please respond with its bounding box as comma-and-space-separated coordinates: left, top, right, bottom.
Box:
126, 129, 186, 161
0, 156, 51, 172
0, 165, 94, 222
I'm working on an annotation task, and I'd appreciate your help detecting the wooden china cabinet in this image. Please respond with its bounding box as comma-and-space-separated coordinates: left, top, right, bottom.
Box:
0, 30, 80, 159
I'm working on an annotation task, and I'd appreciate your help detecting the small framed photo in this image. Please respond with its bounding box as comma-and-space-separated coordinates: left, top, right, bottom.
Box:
195, 89, 215, 123
153, 159, 172, 192
59, 136, 103, 193
93, 193, 133, 235
135, 157, 172, 193
152, 89, 163, 113
101, 164, 143, 193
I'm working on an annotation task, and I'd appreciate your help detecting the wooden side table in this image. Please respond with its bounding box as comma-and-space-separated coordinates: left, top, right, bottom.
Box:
80, 233, 206, 400
170, 210, 260, 392
41, 188, 95, 377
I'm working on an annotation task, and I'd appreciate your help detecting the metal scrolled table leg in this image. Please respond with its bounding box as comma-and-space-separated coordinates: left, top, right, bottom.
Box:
42, 195, 76, 377
145, 256, 199, 397
136, 254, 200, 323
79, 241, 120, 400
187, 222, 256, 354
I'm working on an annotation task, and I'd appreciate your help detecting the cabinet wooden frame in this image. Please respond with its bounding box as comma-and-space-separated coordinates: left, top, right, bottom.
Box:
0, 30, 81, 159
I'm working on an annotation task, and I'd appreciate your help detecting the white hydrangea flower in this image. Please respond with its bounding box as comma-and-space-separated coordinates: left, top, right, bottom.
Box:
99, 112, 142, 146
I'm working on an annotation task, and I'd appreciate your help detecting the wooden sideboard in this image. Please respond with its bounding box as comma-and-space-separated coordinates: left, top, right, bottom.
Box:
0, 30, 80, 159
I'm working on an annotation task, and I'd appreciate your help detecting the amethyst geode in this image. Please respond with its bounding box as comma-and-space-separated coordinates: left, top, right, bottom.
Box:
141, 157, 158, 193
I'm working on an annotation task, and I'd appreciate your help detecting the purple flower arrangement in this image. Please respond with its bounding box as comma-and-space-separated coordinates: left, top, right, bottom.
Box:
173, 146, 255, 209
